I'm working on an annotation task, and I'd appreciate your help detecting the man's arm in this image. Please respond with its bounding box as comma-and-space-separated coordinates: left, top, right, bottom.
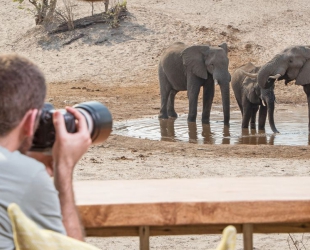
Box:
53, 169, 83, 240
52, 107, 92, 241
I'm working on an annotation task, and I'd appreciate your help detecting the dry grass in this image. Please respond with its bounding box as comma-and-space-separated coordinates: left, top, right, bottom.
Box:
55, 0, 75, 30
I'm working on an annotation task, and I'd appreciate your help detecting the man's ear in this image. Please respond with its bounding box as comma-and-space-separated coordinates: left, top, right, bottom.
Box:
20, 109, 39, 137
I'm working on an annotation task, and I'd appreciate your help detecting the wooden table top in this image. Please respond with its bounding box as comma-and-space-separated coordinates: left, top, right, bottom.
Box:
74, 177, 310, 227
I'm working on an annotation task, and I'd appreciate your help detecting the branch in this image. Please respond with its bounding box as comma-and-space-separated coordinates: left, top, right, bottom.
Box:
28, 0, 40, 12
63, 33, 84, 46
289, 234, 300, 250
55, 9, 67, 22
288, 235, 292, 250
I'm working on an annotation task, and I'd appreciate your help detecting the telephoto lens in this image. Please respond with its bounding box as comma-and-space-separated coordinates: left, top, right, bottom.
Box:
73, 101, 113, 144
31, 101, 113, 152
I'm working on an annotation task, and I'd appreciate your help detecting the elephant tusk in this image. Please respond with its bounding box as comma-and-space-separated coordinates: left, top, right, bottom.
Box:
214, 79, 219, 85
241, 70, 257, 78
268, 73, 281, 80
262, 100, 267, 106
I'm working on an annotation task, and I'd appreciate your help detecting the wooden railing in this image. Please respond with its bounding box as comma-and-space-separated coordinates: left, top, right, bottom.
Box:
75, 177, 310, 250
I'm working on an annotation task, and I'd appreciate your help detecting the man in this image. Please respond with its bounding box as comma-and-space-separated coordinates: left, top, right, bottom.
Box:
0, 54, 91, 249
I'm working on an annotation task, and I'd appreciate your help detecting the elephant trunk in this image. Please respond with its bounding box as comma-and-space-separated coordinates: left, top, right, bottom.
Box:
265, 96, 279, 133
258, 54, 286, 89
219, 81, 230, 125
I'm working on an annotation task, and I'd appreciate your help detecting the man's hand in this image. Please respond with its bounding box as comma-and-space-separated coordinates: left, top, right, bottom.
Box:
52, 107, 92, 241
52, 107, 92, 176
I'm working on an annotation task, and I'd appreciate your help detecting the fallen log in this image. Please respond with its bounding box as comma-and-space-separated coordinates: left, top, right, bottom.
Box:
63, 33, 85, 46
49, 7, 127, 34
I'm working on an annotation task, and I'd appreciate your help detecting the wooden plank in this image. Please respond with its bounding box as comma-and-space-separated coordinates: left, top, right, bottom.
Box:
75, 178, 310, 205
75, 177, 310, 227
243, 224, 253, 250
84, 224, 241, 237
85, 226, 139, 237
139, 226, 150, 250
150, 224, 243, 236
254, 223, 310, 233
83, 223, 310, 237
78, 201, 310, 227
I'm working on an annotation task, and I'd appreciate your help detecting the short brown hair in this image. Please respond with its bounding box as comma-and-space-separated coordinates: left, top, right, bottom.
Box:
0, 54, 46, 136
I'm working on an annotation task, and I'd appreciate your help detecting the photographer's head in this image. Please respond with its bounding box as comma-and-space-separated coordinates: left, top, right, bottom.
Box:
0, 54, 46, 153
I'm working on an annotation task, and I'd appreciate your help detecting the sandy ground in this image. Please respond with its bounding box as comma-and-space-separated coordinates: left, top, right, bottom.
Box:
1, 0, 310, 249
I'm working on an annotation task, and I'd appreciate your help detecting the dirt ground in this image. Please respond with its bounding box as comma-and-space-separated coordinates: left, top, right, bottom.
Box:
1, 0, 310, 249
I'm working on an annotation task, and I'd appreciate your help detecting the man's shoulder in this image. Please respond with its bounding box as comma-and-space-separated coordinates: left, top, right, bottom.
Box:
0, 146, 45, 178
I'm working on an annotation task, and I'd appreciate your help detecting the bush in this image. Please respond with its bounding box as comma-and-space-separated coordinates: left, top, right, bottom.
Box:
13, 0, 57, 25
105, 0, 127, 28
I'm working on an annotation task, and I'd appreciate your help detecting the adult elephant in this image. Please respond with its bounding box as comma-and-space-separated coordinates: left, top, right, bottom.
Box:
158, 42, 231, 125
256, 45, 310, 131
231, 62, 279, 133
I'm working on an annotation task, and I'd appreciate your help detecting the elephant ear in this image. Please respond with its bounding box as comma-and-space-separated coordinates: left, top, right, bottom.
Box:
245, 83, 260, 104
218, 43, 228, 54
181, 45, 210, 79
301, 46, 310, 59
296, 60, 310, 86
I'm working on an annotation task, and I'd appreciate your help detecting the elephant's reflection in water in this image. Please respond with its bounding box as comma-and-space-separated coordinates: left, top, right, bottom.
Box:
159, 118, 176, 142
159, 118, 277, 145
188, 123, 231, 144
159, 118, 231, 144
238, 128, 275, 145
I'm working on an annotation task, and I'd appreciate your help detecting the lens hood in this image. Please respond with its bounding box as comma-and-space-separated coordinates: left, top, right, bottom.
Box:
74, 101, 113, 144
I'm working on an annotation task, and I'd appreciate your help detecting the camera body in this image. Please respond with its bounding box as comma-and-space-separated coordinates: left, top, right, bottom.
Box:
31, 101, 113, 151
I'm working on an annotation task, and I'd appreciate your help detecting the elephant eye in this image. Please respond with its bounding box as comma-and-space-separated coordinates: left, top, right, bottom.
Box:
289, 59, 293, 63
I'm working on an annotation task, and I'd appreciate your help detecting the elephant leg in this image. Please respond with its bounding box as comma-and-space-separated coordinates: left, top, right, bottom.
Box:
303, 84, 310, 132
236, 99, 243, 116
202, 79, 215, 124
258, 105, 267, 131
158, 66, 172, 119
168, 89, 178, 118
250, 105, 259, 130
187, 75, 201, 122
241, 97, 252, 129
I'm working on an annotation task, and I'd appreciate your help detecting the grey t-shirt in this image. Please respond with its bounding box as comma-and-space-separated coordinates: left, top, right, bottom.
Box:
0, 146, 66, 250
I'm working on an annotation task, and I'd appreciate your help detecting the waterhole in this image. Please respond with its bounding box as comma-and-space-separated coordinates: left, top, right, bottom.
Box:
113, 105, 309, 146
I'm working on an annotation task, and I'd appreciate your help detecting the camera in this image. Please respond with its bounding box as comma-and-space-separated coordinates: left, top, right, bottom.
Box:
31, 101, 113, 152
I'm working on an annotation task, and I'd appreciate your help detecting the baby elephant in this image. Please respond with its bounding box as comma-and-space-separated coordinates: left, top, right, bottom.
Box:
231, 62, 279, 133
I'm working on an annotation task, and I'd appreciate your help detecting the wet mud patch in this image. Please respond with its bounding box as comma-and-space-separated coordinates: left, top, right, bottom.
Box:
113, 105, 310, 146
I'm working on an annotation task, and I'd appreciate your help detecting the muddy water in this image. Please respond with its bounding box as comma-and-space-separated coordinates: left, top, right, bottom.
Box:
113, 105, 309, 146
